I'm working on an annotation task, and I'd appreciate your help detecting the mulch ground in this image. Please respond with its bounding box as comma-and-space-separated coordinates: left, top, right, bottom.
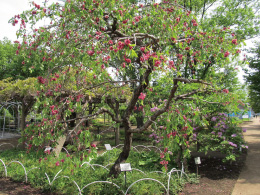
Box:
179, 151, 247, 195
0, 178, 57, 195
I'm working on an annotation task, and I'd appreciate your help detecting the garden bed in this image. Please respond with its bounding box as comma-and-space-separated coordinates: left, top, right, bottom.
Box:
0, 148, 247, 195
179, 151, 247, 195
0, 148, 197, 195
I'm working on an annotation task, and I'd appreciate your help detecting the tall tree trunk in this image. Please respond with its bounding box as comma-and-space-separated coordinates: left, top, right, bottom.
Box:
109, 130, 133, 178
115, 101, 120, 145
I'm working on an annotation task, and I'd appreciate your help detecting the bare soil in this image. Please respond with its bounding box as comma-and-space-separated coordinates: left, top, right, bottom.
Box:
0, 177, 57, 195
179, 151, 247, 195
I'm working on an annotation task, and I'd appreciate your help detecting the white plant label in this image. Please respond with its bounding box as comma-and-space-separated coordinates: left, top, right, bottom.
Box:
104, 144, 112, 151
120, 163, 132, 172
195, 157, 201, 165
44, 147, 52, 152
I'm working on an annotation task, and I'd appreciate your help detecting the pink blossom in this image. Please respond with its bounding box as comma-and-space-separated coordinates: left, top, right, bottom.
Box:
124, 39, 131, 45
232, 39, 237, 45
160, 160, 168, 165
87, 50, 95, 56
224, 51, 230, 57
160, 153, 165, 158
138, 106, 143, 111
37, 76, 46, 84
51, 110, 58, 115
125, 58, 131, 63
138, 93, 146, 100
55, 161, 60, 166
223, 89, 229, 93
154, 60, 161, 67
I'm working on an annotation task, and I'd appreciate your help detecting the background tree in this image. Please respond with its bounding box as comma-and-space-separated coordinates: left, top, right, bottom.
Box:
0, 38, 46, 80
178, 0, 260, 40
246, 42, 260, 112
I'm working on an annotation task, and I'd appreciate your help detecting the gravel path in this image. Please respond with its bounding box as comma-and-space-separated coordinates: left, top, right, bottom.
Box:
232, 117, 260, 195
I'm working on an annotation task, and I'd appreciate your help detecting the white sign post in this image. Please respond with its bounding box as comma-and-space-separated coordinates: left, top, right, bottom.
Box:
120, 163, 132, 188
104, 144, 112, 162
194, 157, 201, 177
104, 144, 112, 150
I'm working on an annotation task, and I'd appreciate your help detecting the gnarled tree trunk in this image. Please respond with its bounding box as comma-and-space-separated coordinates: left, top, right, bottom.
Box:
109, 130, 133, 178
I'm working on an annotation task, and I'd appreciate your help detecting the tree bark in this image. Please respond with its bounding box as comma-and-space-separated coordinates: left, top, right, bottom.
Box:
115, 101, 120, 145
109, 130, 133, 178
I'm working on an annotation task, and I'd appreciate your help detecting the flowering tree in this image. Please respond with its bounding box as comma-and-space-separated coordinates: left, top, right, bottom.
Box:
11, 0, 242, 176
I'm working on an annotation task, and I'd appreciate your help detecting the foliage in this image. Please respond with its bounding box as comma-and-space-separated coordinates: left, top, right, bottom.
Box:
0, 38, 45, 80
177, 0, 260, 40
0, 148, 197, 194
195, 113, 247, 162
0, 78, 37, 101
245, 42, 260, 113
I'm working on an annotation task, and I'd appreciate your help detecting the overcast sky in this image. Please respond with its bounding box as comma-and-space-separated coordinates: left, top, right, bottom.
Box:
0, 0, 58, 41
0, 0, 32, 41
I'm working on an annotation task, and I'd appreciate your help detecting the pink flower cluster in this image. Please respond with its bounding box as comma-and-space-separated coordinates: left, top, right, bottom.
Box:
138, 93, 146, 100
37, 76, 46, 84
222, 89, 229, 93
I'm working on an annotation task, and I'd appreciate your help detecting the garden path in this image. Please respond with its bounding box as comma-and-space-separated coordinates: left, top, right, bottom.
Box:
232, 117, 260, 195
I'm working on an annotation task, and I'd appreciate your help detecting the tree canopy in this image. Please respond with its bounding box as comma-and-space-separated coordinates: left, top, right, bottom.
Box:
0, 38, 46, 80
246, 43, 260, 112
9, 0, 249, 177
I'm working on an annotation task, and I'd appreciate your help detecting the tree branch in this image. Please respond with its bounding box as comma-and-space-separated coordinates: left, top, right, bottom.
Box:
129, 78, 178, 133
129, 81, 213, 133
67, 107, 122, 135
174, 78, 212, 86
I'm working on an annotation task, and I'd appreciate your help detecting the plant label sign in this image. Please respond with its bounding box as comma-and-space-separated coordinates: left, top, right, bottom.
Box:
195, 157, 201, 164
104, 144, 112, 151
44, 147, 52, 152
120, 163, 132, 172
